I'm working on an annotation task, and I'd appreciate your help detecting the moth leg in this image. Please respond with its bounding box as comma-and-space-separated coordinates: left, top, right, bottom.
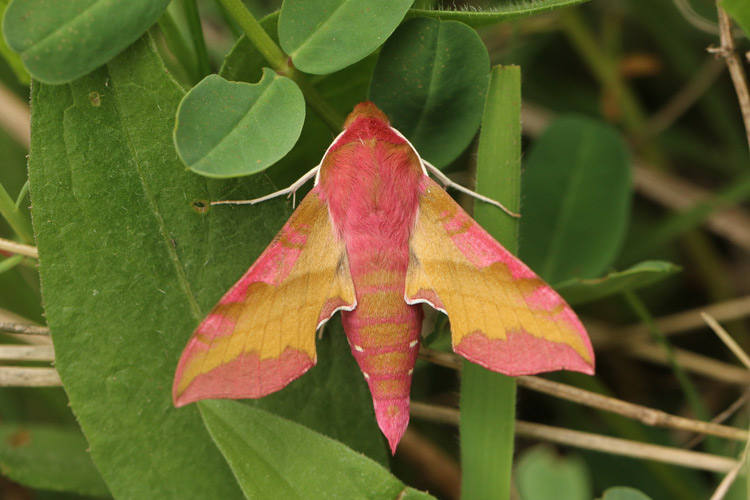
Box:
422, 160, 520, 218
211, 165, 321, 208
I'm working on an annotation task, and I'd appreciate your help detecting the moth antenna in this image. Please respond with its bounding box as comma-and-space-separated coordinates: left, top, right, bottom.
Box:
422, 160, 520, 218
210, 165, 320, 207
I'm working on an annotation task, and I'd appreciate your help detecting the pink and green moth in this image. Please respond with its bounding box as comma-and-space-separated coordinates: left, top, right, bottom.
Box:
173, 101, 595, 453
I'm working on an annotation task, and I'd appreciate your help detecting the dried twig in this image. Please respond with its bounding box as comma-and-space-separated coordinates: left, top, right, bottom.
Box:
702, 312, 750, 370
0, 345, 54, 362
0, 321, 50, 336
0, 83, 30, 150
410, 402, 739, 473
618, 295, 750, 339
0, 367, 61, 387
0, 237, 38, 259
419, 348, 748, 440
709, 4, 750, 150
398, 429, 461, 500
640, 57, 726, 140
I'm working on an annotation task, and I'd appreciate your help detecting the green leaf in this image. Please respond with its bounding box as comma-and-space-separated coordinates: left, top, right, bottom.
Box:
220, 12, 375, 188
0, 423, 109, 496
556, 260, 681, 305
519, 115, 631, 284
3, 0, 170, 84
405, 0, 592, 27
200, 400, 435, 500
174, 71, 305, 178
722, 0, 750, 38
598, 486, 654, 500
278, 0, 412, 75
0, 0, 30, 84
29, 35, 281, 499
515, 445, 591, 500
369, 17, 489, 167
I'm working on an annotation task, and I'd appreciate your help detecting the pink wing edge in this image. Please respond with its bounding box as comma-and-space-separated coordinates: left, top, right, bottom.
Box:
405, 177, 595, 377
173, 187, 356, 407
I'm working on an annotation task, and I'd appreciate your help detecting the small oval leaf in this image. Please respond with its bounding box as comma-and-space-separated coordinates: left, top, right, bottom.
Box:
556, 260, 681, 305
174, 70, 305, 178
520, 115, 632, 284
278, 0, 412, 75
3, 0, 170, 84
369, 17, 489, 167
200, 400, 436, 500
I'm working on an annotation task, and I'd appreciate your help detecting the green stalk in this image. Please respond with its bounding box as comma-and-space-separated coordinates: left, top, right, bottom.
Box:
182, 0, 212, 78
0, 181, 33, 244
158, 8, 201, 84
460, 65, 521, 500
215, 0, 344, 130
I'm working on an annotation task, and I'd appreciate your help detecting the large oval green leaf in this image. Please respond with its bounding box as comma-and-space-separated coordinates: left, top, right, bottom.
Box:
30, 35, 267, 499
519, 115, 631, 284
200, 400, 435, 500
278, 0, 412, 75
3, 0, 170, 84
368, 17, 489, 167
174, 70, 305, 178
598, 487, 654, 500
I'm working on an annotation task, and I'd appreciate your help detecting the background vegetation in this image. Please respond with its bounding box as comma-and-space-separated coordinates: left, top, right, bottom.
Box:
0, 0, 748, 499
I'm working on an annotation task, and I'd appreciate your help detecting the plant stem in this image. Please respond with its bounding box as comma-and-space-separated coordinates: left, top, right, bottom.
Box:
158, 8, 201, 84
0, 181, 33, 244
215, 0, 344, 130
460, 65, 521, 500
182, 0, 212, 78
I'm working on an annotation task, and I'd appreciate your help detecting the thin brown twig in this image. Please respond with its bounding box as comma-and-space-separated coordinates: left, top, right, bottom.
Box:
419, 348, 748, 441
0, 345, 54, 362
702, 312, 750, 370
0, 322, 50, 336
0, 367, 61, 387
684, 388, 750, 450
618, 295, 750, 339
639, 57, 726, 141
0, 83, 30, 150
709, 4, 750, 150
409, 402, 739, 473
397, 429, 461, 500
710, 437, 750, 500
0, 237, 38, 259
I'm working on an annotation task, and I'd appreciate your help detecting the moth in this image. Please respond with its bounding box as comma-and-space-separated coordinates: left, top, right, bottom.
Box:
173, 101, 594, 453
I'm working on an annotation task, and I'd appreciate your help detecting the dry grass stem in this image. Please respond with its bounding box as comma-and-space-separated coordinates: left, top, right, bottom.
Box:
0, 83, 30, 150
398, 429, 461, 500
640, 57, 725, 140
702, 312, 750, 370
0, 345, 54, 362
0, 237, 38, 259
619, 295, 750, 338
710, 4, 750, 149
419, 348, 748, 440
410, 402, 739, 473
0, 367, 61, 387
632, 165, 750, 252
710, 439, 750, 500
0, 321, 51, 336
523, 102, 750, 252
